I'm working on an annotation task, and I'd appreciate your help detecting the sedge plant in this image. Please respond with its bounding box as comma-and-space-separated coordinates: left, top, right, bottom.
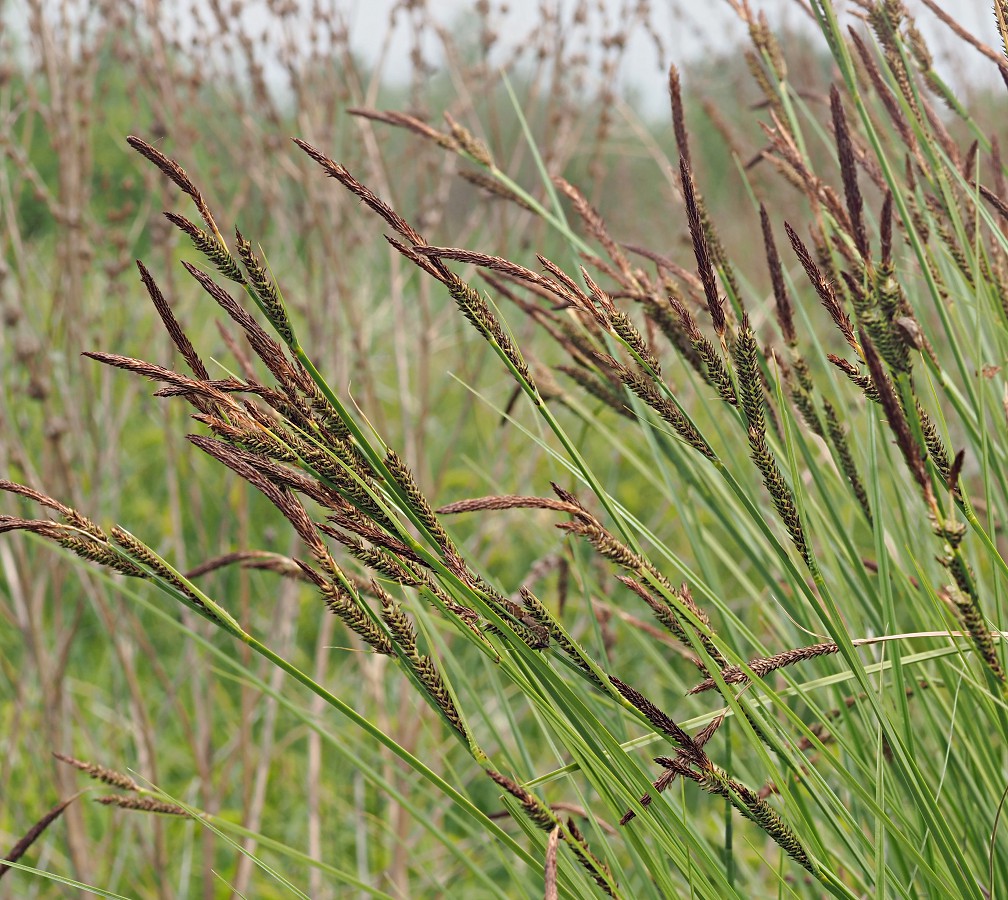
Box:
6, 0, 1008, 896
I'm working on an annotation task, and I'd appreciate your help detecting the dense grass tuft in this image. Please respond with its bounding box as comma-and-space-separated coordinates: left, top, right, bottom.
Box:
6, 1, 1008, 897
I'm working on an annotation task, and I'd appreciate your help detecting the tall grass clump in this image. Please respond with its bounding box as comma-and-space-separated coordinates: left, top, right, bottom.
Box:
6, 0, 1008, 896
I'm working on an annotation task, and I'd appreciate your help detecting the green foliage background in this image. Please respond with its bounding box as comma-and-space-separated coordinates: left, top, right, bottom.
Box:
4, 2, 1008, 898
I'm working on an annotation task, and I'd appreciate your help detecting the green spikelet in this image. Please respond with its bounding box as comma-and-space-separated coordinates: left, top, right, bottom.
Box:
734, 327, 810, 566
234, 230, 297, 347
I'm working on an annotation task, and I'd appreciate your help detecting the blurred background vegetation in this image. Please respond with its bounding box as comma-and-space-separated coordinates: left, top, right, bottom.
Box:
3, 1, 1008, 897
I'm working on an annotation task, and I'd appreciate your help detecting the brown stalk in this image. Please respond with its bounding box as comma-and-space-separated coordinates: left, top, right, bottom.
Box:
94, 796, 188, 816
164, 212, 245, 284
437, 495, 582, 516
848, 28, 917, 156
0, 480, 75, 520
181, 260, 261, 335
347, 108, 459, 151
760, 205, 794, 345
81, 351, 239, 407
784, 222, 858, 352
996, 0, 1008, 62
443, 111, 493, 167
620, 713, 724, 825
679, 156, 725, 338
553, 176, 633, 281
417, 245, 576, 308
292, 138, 432, 259
608, 676, 707, 767
830, 85, 868, 260
880, 191, 894, 267
185, 550, 312, 581
53, 752, 141, 792
0, 793, 85, 881
459, 170, 534, 211
485, 770, 616, 896
127, 136, 223, 242
977, 183, 1008, 224
622, 243, 704, 295
860, 335, 930, 496
919, 0, 1007, 68
137, 261, 210, 381
688, 641, 840, 694
536, 255, 595, 314
668, 65, 691, 169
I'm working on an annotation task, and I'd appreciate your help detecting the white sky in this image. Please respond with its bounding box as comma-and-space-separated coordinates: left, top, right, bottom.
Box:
337, 0, 1002, 117
6, 1, 1001, 118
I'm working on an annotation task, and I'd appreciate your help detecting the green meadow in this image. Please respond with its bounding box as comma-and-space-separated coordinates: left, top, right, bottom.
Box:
4, 1, 1008, 897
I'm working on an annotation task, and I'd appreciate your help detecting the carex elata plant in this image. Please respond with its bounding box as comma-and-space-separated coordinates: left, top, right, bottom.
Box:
8, 1, 1008, 896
